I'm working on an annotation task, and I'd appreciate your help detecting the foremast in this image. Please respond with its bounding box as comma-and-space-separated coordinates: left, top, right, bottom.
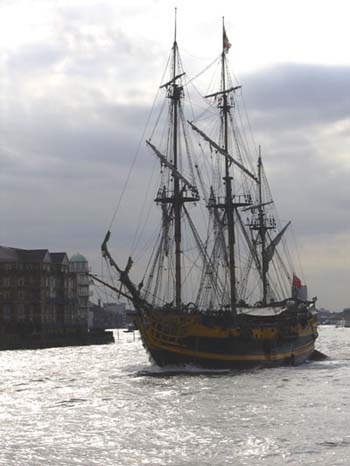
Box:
99, 13, 200, 313
151, 11, 199, 309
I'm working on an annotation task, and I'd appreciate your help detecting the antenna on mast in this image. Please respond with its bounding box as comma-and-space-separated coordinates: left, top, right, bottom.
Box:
174, 7, 177, 43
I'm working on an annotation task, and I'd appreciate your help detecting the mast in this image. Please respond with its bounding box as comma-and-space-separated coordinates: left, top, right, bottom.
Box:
221, 18, 236, 315
252, 146, 283, 305
192, 20, 252, 313
172, 9, 182, 308
150, 9, 200, 309
258, 146, 268, 305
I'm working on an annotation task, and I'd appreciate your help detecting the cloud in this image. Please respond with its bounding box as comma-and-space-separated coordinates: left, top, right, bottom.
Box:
0, 2, 349, 309
299, 233, 350, 310
243, 63, 350, 130
235, 64, 350, 239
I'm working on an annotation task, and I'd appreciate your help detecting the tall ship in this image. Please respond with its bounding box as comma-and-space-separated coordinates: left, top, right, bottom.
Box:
94, 16, 319, 368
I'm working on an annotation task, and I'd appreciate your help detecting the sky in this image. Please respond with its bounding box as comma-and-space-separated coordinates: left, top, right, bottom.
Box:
0, 0, 349, 310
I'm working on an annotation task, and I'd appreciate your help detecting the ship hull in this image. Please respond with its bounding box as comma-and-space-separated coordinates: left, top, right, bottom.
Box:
144, 339, 315, 369
135, 307, 318, 369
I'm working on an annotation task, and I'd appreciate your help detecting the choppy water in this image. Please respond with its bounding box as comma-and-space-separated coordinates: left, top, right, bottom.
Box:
1, 326, 350, 466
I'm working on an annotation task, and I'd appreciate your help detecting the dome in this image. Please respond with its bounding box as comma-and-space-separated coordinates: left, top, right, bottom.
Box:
70, 253, 88, 263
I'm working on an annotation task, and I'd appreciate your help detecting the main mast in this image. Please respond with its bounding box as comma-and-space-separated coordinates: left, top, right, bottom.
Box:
172, 14, 182, 309
196, 19, 253, 314
221, 19, 237, 315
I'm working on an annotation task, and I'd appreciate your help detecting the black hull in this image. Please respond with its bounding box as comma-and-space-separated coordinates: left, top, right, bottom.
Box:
144, 337, 315, 369
136, 307, 318, 369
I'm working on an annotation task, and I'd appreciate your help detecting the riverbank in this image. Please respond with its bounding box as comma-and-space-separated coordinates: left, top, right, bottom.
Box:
0, 329, 114, 350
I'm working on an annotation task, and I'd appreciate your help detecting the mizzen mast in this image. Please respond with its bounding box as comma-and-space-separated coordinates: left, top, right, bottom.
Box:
257, 147, 269, 305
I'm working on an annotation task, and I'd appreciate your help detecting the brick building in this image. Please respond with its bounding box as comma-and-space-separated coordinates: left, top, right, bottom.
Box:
0, 246, 90, 340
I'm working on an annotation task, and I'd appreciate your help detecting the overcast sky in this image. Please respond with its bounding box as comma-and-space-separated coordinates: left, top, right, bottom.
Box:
0, 0, 349, 310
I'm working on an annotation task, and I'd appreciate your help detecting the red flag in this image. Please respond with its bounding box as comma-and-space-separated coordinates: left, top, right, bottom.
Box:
223, 27, 231, 53
292, 274, 302, 289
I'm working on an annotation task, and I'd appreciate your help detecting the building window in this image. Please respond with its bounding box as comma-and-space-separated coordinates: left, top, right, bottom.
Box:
18, 278, 25, 286
17, 304, 25, 320
3, 278, 10, 287
3, 304, 11, 321
27, 305, 34, 321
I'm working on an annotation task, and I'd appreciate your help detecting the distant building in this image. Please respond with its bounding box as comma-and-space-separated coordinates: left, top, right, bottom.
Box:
343, 308, 350, 328
317, 308, 344, 325
89, 301, 131, 329
0, 246, 92, 345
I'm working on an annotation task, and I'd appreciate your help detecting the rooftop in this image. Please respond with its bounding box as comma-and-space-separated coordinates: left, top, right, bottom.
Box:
70, 253, 88, 263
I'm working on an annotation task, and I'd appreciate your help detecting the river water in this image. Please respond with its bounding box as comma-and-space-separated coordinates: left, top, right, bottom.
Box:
1, 326, 349, 466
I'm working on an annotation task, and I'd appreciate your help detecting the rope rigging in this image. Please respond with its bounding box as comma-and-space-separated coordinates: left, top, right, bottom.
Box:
100, 25, 304, 311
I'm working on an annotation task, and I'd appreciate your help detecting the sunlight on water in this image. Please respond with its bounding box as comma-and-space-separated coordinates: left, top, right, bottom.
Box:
0, 326, 349, 465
